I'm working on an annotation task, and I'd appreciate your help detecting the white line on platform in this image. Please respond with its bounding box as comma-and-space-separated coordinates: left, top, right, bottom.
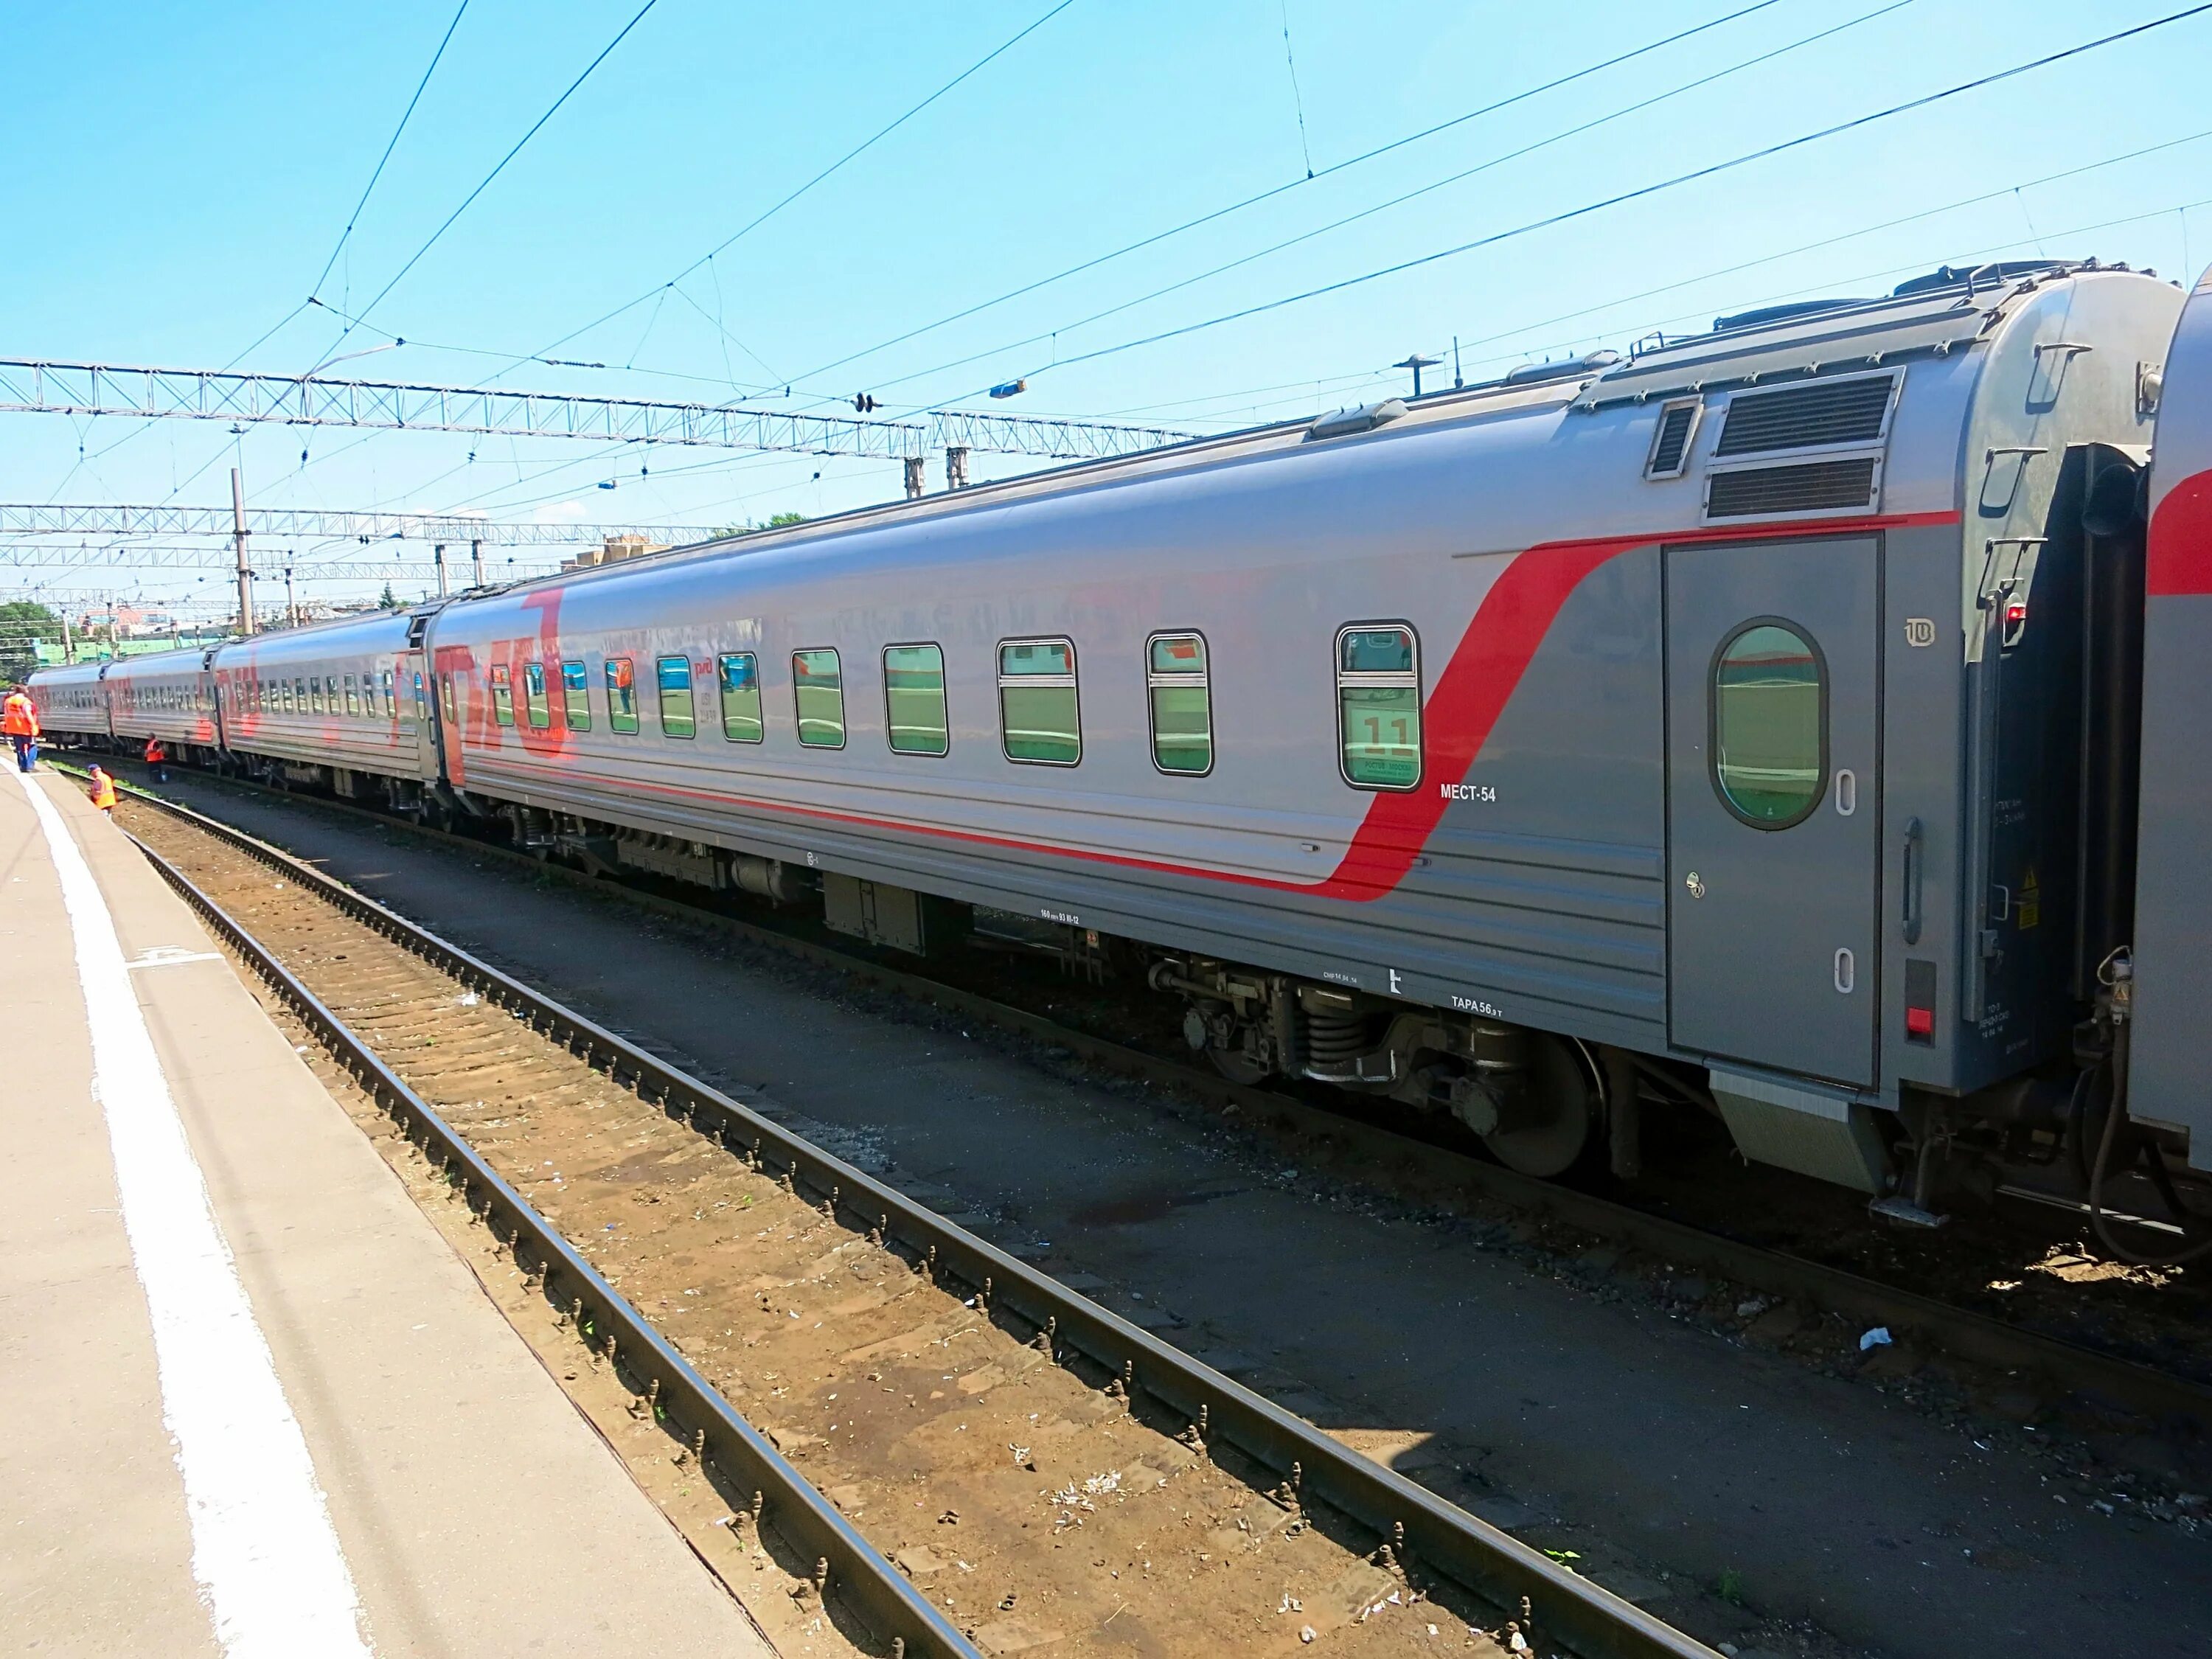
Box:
12, 770, 374, 1658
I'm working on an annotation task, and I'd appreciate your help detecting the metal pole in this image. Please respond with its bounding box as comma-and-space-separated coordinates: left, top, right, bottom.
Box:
945, 447, 969, 490
285, 563, 299, 628
231, 466, 255, 635
471, 539, 484, 586
60, 608, 74, 664
903, 456, 925, 500
434, 543, 449, 597
1453, 336, 1464, 389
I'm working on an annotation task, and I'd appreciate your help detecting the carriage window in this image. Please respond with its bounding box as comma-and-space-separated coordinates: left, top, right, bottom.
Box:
1147, 632, 1211, 775
998, 639, 1079, 765
345, 674, 361, 717
606, 658, 639, 733
313, 676, 328, 714
793, 649, 844, 748
439, 672, 456, 724
380, 669, 395, 717
717, 653, 762, 742
524, 661, 550, 729
657, 656, 696, 737
412, 671, 428, 726
490, 664, 514, 727
883, 644, 948, 756
1336, 625, 1421, 790
1711, 621, 1826, 828
562, 661, 591, 730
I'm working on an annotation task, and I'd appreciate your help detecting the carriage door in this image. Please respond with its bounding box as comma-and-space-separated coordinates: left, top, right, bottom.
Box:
397, 647, 442, 777
1666, 535, 1880, 1087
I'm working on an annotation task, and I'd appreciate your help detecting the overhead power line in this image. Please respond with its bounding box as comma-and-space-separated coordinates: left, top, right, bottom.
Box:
347, 0, 662, 334
859, 0, 1913, 400
0, 546, 566, 581
521, 0, 1085, 371
785, 0, 1790, 389
998, 1, 2212, 392
0, 504, 723, 545
0, 361, 1193, 459
310, 0, 472, 301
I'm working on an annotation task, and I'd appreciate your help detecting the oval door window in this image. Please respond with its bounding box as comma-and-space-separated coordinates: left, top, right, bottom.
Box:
1711, 619, 1827, 828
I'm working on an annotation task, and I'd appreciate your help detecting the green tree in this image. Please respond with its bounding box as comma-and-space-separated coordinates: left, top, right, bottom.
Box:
0, 599, 61, 681
712, 512, 808, 540
378, 582, 400, 610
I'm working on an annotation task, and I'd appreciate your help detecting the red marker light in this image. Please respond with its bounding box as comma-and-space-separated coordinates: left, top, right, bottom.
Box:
1905, 1006, 1935, 1037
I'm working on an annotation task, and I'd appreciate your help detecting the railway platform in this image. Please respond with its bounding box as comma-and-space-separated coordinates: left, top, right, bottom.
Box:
0, 765, 774, 1658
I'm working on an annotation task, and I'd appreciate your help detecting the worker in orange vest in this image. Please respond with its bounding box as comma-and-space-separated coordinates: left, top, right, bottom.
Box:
2, 684, 38, 773
87, 764, 117, 815
144, 736, 169, 783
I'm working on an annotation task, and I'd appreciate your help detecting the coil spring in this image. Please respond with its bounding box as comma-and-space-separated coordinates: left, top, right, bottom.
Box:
1305, 1009, 1374, 1066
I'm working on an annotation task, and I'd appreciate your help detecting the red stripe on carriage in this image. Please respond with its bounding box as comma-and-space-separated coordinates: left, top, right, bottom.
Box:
2147, 469, 2212, 596
456, 509, 1958, 902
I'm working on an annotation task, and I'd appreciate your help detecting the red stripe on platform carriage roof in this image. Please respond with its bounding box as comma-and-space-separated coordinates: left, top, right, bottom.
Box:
456, 509, 1956, 902
2147, 469, 2212, 596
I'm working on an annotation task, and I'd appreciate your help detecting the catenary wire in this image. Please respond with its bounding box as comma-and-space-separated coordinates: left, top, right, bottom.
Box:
961, 2, 2212, 399
508, 0, 1086, 375
850, 0, 1914, 401
309, 0, 472, 302
779, 0, 1792, 392
251, 3, 1083, 504
343, 0, 663, 337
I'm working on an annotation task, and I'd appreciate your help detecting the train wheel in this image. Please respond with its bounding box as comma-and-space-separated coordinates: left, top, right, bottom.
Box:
1481, 1034, 1601, 1178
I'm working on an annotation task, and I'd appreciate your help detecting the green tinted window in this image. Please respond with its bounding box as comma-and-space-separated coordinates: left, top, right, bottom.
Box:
1147, 632, 1211, 775
606, 658, 639, 733
1336, 625, 1419, 789
998, 639, 1079, 765
884, 644, 948, 756
793, 649, 845, 748
717, 653, 762, 742
657, 655, 696, 738
1712, 622, 1825, 827
561, 660, 591, 730
524, 661, 550, 728
489, 665, 514, 727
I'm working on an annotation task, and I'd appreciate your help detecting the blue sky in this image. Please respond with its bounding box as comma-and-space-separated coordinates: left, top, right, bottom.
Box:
5, 0, 2209, 619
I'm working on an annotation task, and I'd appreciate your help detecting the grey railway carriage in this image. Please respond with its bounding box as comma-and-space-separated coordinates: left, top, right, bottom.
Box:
34, 258, 2212, 1235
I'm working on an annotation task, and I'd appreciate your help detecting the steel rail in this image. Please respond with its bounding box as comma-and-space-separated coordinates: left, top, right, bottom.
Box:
128, 833, 978, 1659
95, 762, 2212, 1436
114, 778, 1716, 1659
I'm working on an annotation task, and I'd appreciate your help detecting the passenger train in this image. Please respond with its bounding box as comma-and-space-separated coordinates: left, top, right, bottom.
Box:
33, 257, 2212, 1247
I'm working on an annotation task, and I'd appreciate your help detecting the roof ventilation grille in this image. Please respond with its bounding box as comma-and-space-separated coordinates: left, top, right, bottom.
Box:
1714, 374, 1895, 456
1705, 456, 1878, 518
1644, 400, 1700, 479
1304, 397, 1407, 442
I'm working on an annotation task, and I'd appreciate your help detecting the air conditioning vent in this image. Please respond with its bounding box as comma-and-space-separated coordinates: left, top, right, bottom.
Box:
1705, 456, 1878, 518
1645, 400, 1700, 478
1714, 374, 1895, 456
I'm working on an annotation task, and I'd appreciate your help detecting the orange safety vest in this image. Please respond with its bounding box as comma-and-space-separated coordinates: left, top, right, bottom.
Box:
88, 769, 116, 810
145, 738, 167, 762
1, 692, 36, 737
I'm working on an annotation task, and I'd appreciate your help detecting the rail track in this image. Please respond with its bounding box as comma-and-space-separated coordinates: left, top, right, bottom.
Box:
118, 780, 1717, 1659
91, 760, 2212, 1444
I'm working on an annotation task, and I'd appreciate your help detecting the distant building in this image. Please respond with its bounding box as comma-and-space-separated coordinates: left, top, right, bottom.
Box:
561, 533, 667, 572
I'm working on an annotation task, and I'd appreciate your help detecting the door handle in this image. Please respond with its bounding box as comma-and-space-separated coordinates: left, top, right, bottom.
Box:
1901, 815, 1924, 946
